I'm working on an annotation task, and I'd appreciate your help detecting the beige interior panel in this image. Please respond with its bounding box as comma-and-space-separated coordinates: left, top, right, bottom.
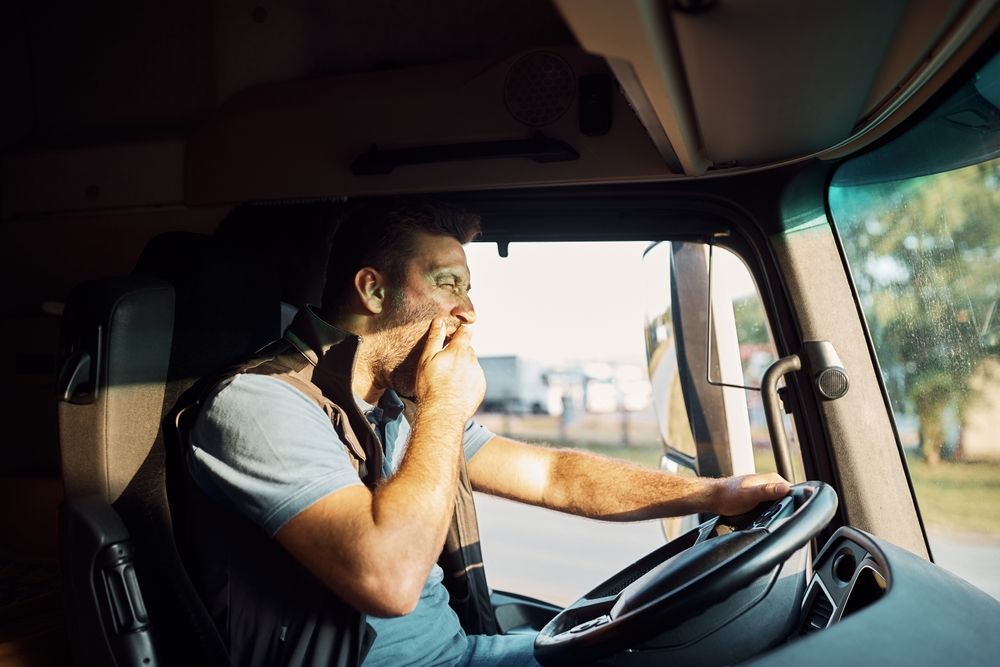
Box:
0, 208, 225, 314
856, 0, 967, 119
822, 0, 1000, 160
674, 0, 910, 166
555, 0, 707, 174
772, 223, 928, 558
2, 141, 185, 218
557, 0, 1000, 173
185, 48, 671, 203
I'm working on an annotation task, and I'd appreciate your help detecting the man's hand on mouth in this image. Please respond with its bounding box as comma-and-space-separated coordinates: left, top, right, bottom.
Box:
414, 319, 486, 421
442, 322, 462, 346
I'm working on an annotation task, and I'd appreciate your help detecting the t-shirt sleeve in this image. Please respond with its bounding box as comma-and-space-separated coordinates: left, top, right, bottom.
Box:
463, 419, 495, 460
187, 373, 363, 537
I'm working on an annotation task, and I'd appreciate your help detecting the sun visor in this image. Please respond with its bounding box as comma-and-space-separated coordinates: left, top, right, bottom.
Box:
184, 47, 675, 204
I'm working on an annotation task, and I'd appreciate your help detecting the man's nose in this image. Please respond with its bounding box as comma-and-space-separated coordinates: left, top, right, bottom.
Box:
452, 297, 476, 325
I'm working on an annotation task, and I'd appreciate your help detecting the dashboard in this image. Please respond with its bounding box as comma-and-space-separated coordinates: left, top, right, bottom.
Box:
750, 526, 1000, 666
497, 514, 1000, 666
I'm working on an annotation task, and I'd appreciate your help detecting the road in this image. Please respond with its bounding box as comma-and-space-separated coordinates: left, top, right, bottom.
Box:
927, 528, 1000, 600
474, 494, 1000, 606
476, 494, 664, 606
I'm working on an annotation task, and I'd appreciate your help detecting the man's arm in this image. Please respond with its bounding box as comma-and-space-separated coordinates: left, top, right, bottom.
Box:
468, 436, 790, 520
275, 320, 485, 617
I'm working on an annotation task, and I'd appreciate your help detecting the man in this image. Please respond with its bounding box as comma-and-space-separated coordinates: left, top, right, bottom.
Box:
185, 199, 789, 666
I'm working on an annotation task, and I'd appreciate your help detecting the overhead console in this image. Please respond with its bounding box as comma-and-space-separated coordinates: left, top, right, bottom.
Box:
185, 47, 674, 205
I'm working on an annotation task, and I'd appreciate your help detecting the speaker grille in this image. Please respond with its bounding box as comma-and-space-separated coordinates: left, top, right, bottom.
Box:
503, 52, 576, 127
817, 368, 849, 399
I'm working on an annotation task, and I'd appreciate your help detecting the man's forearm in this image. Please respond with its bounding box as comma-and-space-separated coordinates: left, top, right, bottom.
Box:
369, 404, 465, 585
470, 437, 791, 522
272, 405, 467, 618
541, 447, 721, 521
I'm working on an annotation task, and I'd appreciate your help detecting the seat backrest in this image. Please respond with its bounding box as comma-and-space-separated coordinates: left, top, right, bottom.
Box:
56, 227, 283, 665
57, 275, 173, 502
57, 222, 317, 665
133, 231, 283, 660
56, 275, 185, 665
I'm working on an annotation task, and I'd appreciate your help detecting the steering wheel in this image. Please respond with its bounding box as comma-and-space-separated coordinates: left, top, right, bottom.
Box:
534, 481, 838, 666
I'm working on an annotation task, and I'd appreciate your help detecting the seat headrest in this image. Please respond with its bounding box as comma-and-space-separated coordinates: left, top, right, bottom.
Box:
56, 275, 174, 501
213, 201, 342, 309
134, 232, 281, 381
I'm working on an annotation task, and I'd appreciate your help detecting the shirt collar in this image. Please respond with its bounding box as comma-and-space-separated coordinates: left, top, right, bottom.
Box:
355, 390, 405, 423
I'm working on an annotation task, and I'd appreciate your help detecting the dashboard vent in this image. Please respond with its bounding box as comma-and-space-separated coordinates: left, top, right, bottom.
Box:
802, 593, 835, 634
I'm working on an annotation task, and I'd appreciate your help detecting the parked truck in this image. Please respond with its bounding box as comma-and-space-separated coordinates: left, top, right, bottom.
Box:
479, 356, 550, 415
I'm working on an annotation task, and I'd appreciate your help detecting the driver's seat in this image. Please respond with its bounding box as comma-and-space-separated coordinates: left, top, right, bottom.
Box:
56, 231, 282, 665
56, 274, 231, 665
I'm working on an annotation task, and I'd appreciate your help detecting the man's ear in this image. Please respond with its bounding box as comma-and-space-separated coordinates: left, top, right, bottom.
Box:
353, 267, 386, 314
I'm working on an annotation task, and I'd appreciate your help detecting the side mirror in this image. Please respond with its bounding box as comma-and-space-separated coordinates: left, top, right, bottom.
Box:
643, 240, 765, 479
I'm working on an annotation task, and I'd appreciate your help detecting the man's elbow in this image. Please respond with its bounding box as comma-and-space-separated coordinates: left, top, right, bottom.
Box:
352, 572, 423, 618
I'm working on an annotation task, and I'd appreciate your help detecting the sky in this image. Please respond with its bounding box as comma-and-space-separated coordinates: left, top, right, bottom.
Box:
463, 241, 656, 367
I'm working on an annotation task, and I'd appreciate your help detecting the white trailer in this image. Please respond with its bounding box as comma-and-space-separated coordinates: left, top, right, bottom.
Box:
479, 355, 550, 414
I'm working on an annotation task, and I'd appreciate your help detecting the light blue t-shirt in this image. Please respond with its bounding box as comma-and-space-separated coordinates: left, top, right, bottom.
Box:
188, 373, 495, 667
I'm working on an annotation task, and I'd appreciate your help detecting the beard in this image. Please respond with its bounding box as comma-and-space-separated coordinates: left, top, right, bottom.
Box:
367, 293, 453, 400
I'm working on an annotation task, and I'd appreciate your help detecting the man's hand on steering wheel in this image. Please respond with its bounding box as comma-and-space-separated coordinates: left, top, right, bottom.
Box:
708, 473, 791, 517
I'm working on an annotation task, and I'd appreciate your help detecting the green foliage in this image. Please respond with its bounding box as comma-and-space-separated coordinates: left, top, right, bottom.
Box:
830, 160, 1000, 462
733, 294, 771, 346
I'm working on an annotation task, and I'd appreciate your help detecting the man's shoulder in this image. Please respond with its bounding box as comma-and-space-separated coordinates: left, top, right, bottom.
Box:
186, 372, 365, 538
198, 372, 328, 430
195, 336, 325, 411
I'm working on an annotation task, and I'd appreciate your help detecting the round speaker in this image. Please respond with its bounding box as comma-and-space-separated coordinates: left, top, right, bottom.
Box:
503, 51, 576, 127
816, 368, 850, 400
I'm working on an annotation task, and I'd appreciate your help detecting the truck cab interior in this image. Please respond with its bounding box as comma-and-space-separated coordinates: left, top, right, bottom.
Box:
2, 1, 999, 665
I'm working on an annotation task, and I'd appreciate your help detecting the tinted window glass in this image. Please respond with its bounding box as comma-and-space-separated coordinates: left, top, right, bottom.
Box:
829, 51, 1000, 598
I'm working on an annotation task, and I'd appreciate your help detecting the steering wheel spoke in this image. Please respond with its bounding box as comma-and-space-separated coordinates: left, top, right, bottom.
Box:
693, 516, 723, 544
538, 593, 618, 640
563, 593, 618, 615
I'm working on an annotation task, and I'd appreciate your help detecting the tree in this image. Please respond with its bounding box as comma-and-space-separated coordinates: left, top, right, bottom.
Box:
830, 160, 1000, 463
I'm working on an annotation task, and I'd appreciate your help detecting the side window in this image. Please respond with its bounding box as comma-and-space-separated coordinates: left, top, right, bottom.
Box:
467, 240, 798, 604
467, 241, 666, 605
469, 242, 662, 472
828, 49, 1000, 596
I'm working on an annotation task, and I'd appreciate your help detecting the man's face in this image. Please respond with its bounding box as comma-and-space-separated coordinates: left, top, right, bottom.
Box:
369, 231, 476, 397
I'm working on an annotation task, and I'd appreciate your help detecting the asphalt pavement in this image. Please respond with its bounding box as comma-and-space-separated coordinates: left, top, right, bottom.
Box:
928, 529, 1000, 600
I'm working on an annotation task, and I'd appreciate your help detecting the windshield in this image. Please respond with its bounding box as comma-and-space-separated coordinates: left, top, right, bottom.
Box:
829, 51, 1000, 593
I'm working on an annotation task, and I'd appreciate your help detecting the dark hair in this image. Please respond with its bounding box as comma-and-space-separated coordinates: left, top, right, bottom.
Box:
321, 198, 481, 312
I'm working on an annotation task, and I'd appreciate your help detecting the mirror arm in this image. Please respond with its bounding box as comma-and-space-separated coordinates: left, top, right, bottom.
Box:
704, 241, 761, 391
761, 355, 801, 481
661, 448, 697, 472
